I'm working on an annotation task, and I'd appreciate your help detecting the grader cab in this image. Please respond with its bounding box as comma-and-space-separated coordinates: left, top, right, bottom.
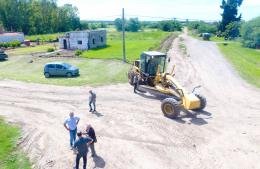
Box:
128, 51, 206, 118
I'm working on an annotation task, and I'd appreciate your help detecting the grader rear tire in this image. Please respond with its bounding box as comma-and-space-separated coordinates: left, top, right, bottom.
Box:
195, 94, 207, 110
161, 98, 180, 119
128, 71, 134, 86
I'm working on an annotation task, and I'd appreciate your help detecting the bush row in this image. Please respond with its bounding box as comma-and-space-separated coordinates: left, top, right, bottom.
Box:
0, 41, 21, 48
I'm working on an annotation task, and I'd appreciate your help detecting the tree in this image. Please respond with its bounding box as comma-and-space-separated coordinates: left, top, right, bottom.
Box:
114, 18, 122, 31
89, 23, 98, 30
219, 0, 243, 37
127, 18, 141, 32
114, 18, 141, 32
187, 21, 218, 34
100, 22, 107, 28
241, 16, 260, 48
223, 21, 241, 39
0, 0, 81, 35
80, 21, 89, 30
159, 20, 182, 32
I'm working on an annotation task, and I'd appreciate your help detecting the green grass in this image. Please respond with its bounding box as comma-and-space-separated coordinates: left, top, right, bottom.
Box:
0, 118, 31, 169
190, 33, 227, 42
6, 44, 57, 56
210, 36, 226, 42
81, 31, 176, 62
25, 33, 63, 42
0, 56, 130, 86
218, 42, 260, 87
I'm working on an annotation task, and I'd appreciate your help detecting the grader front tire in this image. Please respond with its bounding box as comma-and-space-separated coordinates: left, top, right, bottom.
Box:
195, 94, 207, 110
128, 71, 134, 86
161, 98, 180, 119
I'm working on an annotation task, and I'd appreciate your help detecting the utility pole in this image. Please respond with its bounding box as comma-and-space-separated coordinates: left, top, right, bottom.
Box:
122, 8, 126, 63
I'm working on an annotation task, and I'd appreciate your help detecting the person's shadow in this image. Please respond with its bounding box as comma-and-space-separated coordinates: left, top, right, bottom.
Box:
92, 155, 105, 169
92, 111, 104, 117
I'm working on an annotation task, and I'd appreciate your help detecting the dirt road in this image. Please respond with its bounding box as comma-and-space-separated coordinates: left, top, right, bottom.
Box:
0, 34, 260, 169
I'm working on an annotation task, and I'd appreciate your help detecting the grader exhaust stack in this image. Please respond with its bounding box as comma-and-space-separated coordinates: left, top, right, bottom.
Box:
128, 51, 206, 118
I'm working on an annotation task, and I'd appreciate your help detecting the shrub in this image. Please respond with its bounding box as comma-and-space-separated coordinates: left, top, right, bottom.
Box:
159, 21, 182, 32
114, 18, 142, 32
75, 50, 83, 56
0, 41, 21, 48
47, 48, 54, 52
222, 21, 241, 39
241, 16, 260, 49
188, 21, 218, 34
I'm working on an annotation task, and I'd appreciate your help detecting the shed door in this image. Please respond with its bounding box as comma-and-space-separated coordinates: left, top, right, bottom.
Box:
63, 39, 67, 49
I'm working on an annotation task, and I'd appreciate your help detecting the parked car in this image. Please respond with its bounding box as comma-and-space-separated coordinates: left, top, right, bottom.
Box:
202, 33, 211, 41
44, 62, 79, 78
0, 50, 8, 60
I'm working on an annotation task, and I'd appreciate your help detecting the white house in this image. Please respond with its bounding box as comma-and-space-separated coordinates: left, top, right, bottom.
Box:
0, 32, 24, 43
59, 30, 106, 50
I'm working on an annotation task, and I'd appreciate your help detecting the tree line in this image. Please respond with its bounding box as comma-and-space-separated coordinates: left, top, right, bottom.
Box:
114, 18, 182, 32
0, 0, 81, 35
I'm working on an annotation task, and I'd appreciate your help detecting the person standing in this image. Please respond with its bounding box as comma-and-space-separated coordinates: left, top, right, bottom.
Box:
133, 74, 139, 93
89, 90, 96, 112
64, 112, 80, 148
85, 124, 97, 157
73, 131, 93, 169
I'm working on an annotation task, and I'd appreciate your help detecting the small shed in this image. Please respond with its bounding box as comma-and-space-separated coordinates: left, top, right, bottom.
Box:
0, 32, 24, 43
59, 30, 106, 50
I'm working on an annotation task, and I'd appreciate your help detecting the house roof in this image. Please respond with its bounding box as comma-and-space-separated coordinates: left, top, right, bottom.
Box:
68, 30, 106, 33
0, 32, 24, 36
143, 51, 166, 56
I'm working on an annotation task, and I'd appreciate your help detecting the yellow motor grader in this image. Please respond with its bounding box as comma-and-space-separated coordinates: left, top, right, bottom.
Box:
128, 51, 206, 118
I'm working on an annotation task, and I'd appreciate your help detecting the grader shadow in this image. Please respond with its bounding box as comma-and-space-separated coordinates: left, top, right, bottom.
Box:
173, 109, 212, 126
135, 90, 212, 126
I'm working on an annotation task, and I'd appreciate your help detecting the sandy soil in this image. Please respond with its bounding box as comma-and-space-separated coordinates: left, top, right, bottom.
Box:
0, 33, 260, 169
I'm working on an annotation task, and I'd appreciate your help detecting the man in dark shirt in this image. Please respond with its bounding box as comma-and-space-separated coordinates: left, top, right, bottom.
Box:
85, 124, 97, 157
73, 131, 93, 169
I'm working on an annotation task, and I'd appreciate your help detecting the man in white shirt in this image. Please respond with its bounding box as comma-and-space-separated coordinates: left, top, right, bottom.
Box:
64, 112, 80, 148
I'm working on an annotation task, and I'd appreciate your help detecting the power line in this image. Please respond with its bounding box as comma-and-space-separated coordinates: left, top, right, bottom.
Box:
126, 14, 218, 22
81, 13, 219, 23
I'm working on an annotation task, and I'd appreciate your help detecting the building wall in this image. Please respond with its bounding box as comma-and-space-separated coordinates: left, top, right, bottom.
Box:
88, 30, 106, 49
59, 30, 106, 50
0, 33, 24, 43
59, 31, 89, 50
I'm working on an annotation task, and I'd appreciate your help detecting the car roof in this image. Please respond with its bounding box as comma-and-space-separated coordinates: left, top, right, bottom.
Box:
143, 51, 166, 56
45, 62, 66, 65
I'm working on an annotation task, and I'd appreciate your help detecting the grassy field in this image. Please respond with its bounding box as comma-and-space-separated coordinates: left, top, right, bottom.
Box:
6, 44, 57, 56
190, 33, 227, 42
0, 118, 31, 169
1, 30, 176, 86
218, 42, 260, 87
81, 30, 177, 62
0, 56, 129, 86
25, 33, 62, 42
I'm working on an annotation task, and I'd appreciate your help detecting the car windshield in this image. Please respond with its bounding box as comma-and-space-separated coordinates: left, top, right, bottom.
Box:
63, 63, 72, 69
